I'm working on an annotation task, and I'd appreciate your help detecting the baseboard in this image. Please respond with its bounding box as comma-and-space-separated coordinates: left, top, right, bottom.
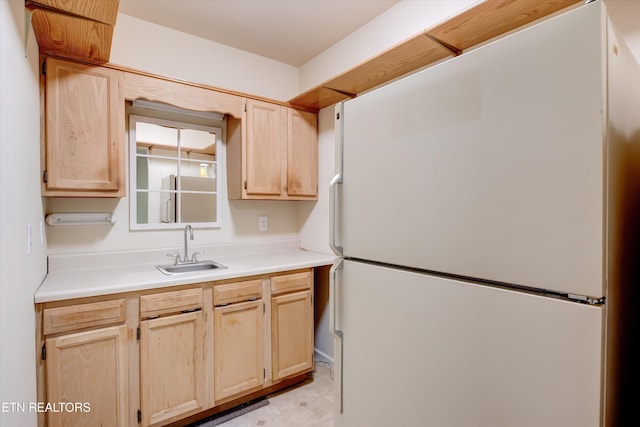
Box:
314, 348, 334, 365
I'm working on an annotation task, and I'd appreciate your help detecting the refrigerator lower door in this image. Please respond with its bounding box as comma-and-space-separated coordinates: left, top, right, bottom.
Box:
335, 260, 602, 427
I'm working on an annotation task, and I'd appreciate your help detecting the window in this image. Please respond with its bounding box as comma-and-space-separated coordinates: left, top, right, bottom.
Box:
129, 113, 223, 230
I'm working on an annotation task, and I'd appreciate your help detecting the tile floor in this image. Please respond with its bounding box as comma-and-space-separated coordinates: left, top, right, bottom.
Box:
218, 361, 335, 427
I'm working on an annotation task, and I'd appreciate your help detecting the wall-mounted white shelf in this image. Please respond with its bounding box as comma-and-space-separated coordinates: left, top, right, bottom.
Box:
45, 213, 117, 226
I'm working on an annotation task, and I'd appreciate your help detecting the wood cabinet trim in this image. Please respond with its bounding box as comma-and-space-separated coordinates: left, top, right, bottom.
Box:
140, 288, 203, 319
41, 54, 313, 113
43, 298, 126, 335
271, 270, 312, 295
123, 71, 244, 119
213, 279, 263, 306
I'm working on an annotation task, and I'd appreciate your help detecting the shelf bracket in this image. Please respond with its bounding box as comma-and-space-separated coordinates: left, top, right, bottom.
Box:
425, 34, 462, 57
324, 87, 357, 99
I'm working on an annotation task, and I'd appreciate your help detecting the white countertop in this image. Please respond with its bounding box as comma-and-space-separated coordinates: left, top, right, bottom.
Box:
35, 239, 336, 303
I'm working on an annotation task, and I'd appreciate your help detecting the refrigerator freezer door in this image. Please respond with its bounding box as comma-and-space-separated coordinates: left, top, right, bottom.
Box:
338, 3, 605, 298
335, 260, 602, 427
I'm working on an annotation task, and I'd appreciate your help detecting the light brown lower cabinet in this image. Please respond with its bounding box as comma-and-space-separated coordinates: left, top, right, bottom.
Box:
271, 289, 314, 381
140, 311, 206, 426
45, 325, 128, 427
214, 299, 265, 400
36, 268, 317, 427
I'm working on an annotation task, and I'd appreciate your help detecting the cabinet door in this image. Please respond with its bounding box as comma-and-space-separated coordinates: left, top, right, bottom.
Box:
287, 108, 318, 198
45, 57, 124, 196
244, 99, 284, 196
271, 290, 313, 380
46, 325, 128, 427
214, 300, 264, 400
140, 311, 205, 426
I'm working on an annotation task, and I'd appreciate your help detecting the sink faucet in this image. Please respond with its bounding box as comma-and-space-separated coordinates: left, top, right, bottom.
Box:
183, 224, 193, 263
166, 224, 204, 265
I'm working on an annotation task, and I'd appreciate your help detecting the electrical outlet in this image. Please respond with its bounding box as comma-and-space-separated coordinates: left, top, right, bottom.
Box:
258, 215, 268, 232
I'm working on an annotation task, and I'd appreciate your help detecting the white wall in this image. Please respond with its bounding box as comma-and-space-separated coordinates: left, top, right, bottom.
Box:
111, 14, 300, 101
298, 107, 335, 255
0, 1, 48, 426
45, 179, 305, 255
299, 107, 336, 361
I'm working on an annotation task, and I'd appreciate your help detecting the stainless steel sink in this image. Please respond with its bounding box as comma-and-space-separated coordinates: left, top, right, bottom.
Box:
156, 260, 227, 275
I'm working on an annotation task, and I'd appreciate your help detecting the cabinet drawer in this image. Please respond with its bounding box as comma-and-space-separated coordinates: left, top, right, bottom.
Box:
43, 299, 126, 335
140, 288, 203, 318
270, 271, 312, 295
213, 279, 262, 306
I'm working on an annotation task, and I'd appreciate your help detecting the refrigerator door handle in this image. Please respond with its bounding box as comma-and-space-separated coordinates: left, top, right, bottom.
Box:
329, 174, 343, 256
330, 103, 345, 257
330, 259, 344, 413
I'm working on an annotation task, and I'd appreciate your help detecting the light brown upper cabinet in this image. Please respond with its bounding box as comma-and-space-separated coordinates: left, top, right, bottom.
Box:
244, 99, 285, 197
43, 57, 125, 197
227, 99, 318, 200
287, 108, 318, 197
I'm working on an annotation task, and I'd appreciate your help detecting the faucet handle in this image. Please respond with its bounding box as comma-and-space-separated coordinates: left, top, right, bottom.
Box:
191, 251, 205, 263
166, 253, 181, 265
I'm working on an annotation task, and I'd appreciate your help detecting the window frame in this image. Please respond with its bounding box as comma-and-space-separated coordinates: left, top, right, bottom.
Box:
129, 114, 223, 230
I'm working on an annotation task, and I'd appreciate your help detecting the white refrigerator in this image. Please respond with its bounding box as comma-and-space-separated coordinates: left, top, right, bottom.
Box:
329, 2, 640, 426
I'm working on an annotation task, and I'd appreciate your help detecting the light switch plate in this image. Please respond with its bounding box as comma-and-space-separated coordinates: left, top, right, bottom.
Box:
27, 224, 32, 255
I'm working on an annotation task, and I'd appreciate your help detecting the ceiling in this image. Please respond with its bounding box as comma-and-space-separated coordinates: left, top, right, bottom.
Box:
118, 0, 399, 67
118, 0, 640, 68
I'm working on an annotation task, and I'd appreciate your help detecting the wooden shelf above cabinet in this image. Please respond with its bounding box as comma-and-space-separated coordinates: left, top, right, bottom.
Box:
27, 0, 119, 63
288, 0, 582, 110
291, 34, 452, 111
26, 0, 119, 25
